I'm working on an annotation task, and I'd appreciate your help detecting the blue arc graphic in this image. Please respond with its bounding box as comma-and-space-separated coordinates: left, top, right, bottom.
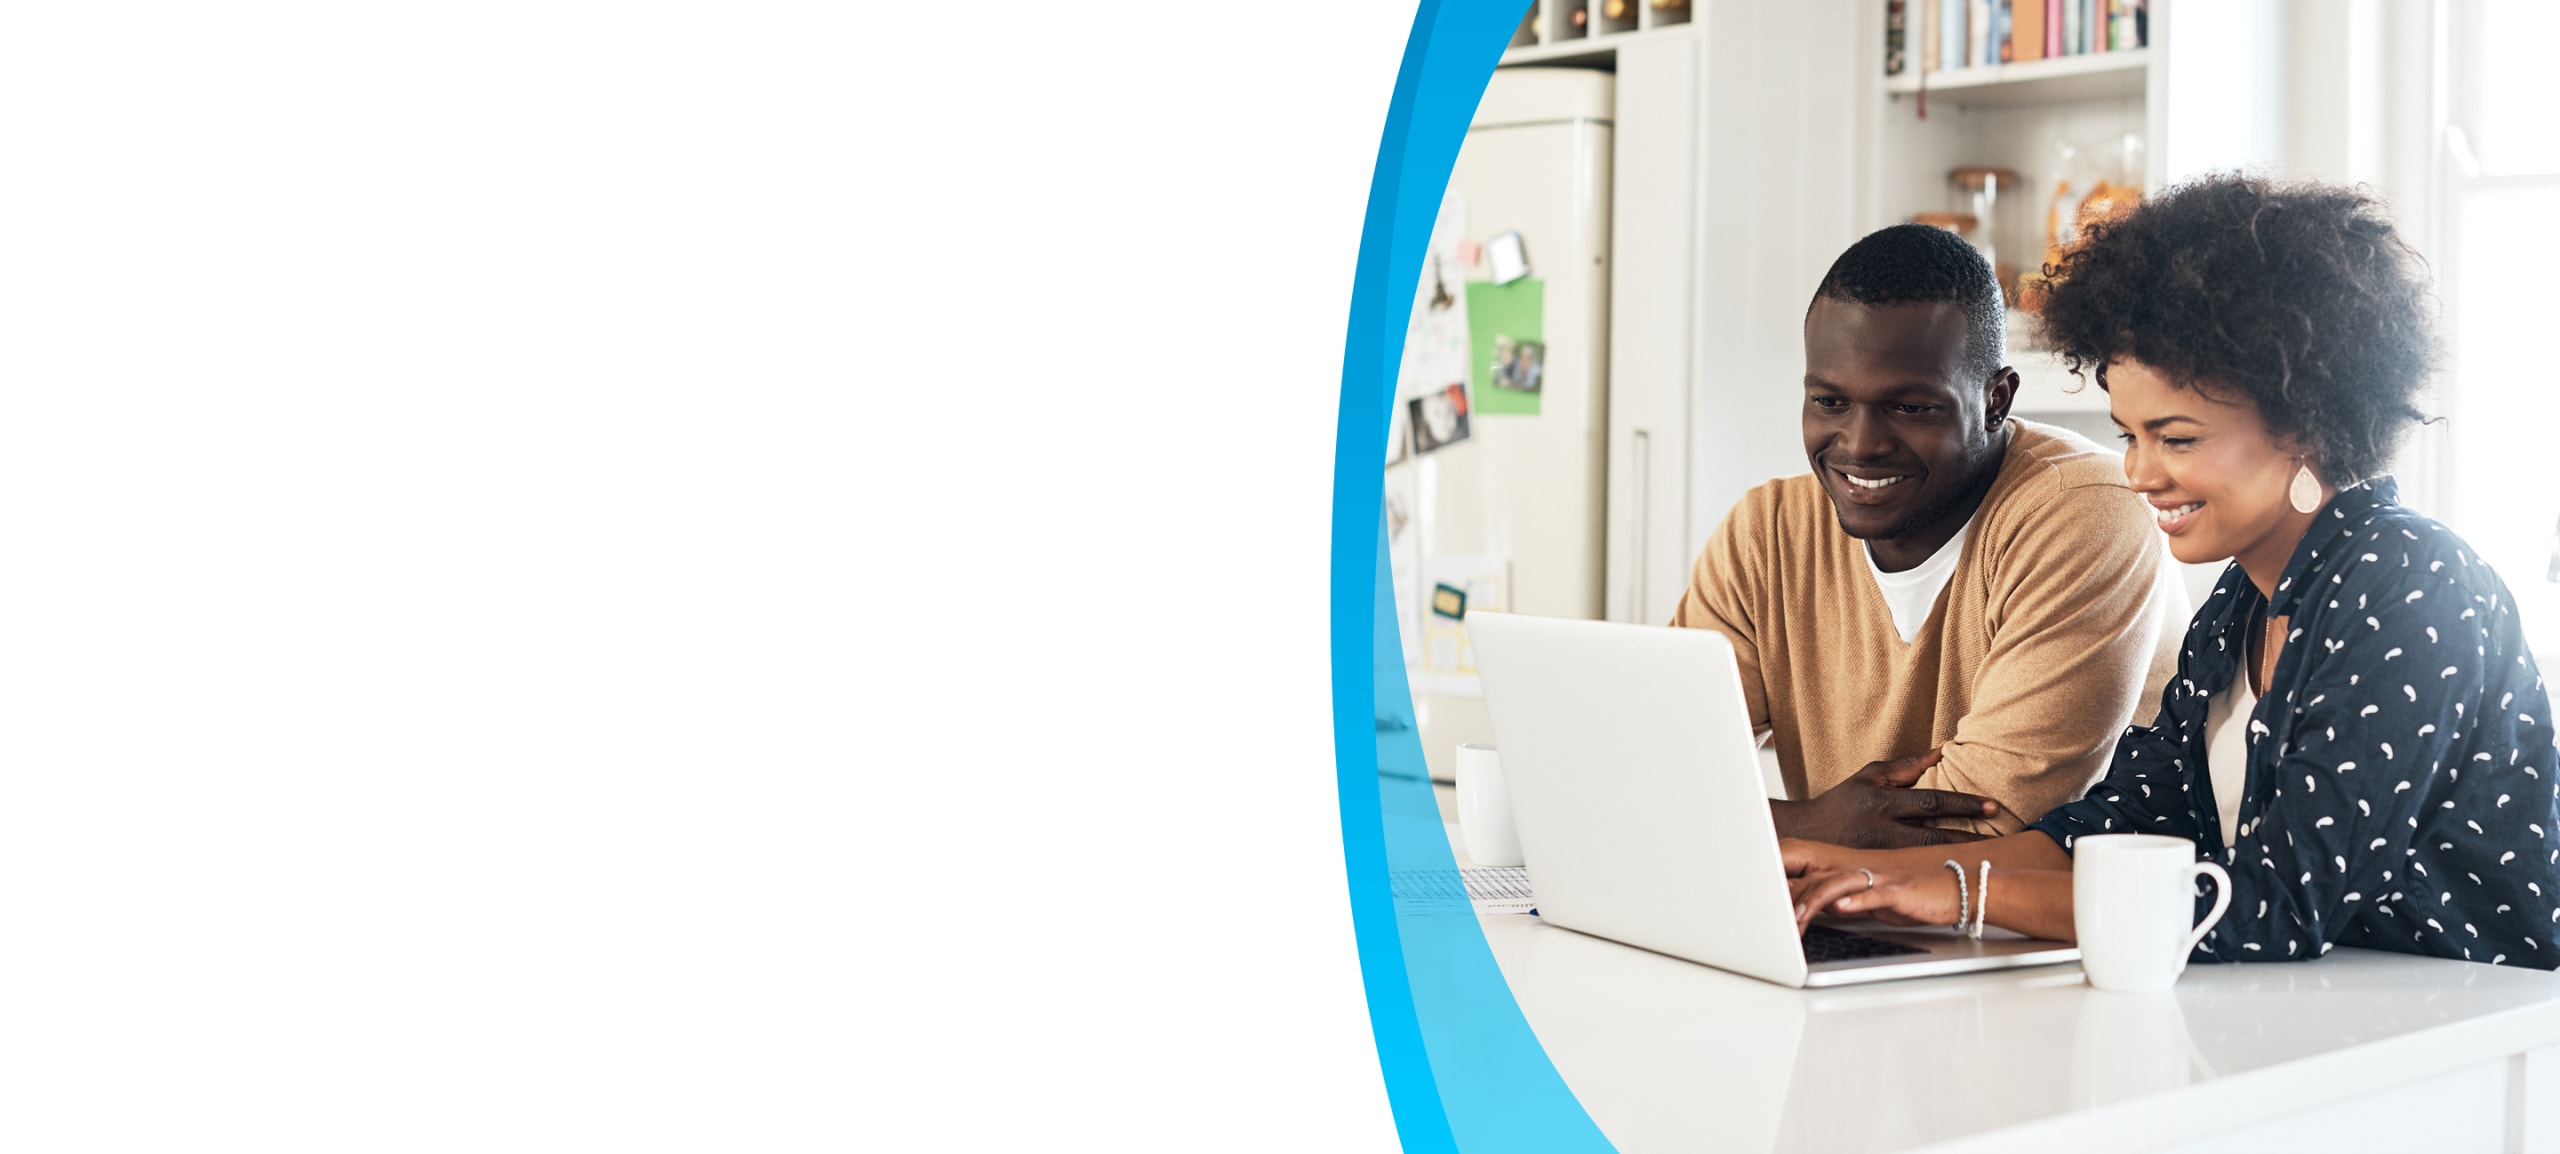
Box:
1329, 2, 1616, 1150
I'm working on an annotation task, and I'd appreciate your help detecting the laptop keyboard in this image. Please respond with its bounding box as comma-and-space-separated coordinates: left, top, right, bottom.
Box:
1801, 924, 1931, 964
1386, 866, 1531, 904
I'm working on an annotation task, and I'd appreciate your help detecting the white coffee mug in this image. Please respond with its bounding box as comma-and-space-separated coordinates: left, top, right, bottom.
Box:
1455, 743, 1522, 867
2073, 834, 2233, 992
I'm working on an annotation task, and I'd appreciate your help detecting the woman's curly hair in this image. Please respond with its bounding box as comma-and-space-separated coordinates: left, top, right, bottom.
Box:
2038, 174, 2439, 482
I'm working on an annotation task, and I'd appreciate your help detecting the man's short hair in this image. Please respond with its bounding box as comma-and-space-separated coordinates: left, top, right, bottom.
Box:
1808, 223, 2006, 384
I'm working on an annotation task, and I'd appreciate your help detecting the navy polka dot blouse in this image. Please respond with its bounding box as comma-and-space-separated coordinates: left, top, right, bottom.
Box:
2030, 479, 2560, 969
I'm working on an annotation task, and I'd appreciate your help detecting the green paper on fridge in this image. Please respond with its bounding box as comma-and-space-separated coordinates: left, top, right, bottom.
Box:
1466, 278, 1544, 415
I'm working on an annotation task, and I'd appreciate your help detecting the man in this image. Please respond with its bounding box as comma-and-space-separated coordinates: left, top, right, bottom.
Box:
1673, 224, 2182, 848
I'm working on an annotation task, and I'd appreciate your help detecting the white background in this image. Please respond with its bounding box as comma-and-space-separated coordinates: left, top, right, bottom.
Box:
0, 3, 1409, 1148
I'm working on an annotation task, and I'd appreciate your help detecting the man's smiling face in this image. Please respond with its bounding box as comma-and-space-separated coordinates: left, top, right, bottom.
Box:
1801, 297, 2014, 569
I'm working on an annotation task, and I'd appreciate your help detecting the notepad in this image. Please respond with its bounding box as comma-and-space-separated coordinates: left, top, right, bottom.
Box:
1387, 866, 1537, 915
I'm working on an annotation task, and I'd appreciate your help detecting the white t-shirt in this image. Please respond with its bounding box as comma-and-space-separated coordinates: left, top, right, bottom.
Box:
2204, 670, 2258, 848
1863, 520, 1973, 643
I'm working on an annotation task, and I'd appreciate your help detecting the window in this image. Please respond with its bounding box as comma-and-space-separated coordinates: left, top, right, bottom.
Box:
2438, 0, 2560, 658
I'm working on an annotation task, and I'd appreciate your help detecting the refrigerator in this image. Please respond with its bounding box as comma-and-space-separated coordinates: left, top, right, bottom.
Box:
1383, 68, 1613, 782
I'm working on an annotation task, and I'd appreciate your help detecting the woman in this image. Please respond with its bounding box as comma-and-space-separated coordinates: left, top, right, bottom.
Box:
1787, 175, 2560, 968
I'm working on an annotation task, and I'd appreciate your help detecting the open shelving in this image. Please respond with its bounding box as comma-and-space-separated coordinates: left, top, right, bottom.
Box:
1883, 48, 2150, 107
1863, 4, 2162, 431
1497, 0, 1693, 68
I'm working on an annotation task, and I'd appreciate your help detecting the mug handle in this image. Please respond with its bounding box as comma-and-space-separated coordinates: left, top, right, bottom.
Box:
2180, 861, 2234, 962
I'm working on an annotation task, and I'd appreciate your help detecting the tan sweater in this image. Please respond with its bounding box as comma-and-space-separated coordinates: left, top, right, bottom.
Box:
1671, 420, 2183, 833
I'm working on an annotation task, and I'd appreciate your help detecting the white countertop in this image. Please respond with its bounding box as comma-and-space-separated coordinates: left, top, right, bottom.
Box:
1431, 819, 2560, 1154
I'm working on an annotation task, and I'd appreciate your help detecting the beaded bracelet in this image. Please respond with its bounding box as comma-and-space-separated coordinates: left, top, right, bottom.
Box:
1941, 858, 1970, 934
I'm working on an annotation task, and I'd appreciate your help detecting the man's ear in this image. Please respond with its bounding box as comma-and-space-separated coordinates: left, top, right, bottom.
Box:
1985, 367, 2021, 428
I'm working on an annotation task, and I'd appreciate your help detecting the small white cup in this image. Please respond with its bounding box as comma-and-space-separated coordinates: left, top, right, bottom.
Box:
1455, 743, 1521, 867
2074, 834, 2233, 992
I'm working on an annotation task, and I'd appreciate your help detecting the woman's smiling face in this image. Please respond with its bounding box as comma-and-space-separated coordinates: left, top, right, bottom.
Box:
2108, 358, 2330, 590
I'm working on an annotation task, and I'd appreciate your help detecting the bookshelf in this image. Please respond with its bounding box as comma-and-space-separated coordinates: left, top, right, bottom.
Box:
1864, 3, 2167, 435
1863, 0, 2304, 605
1882, 49, 2149, 107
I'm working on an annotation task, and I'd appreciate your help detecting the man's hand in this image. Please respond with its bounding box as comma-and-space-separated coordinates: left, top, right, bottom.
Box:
1768, 749, 2002, 849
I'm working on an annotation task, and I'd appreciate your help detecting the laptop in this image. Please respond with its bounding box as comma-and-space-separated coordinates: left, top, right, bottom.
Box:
1464, 610, 2080, 988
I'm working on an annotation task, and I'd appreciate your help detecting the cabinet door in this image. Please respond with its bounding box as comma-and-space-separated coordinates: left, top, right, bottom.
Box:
1606, 34, 1696, 626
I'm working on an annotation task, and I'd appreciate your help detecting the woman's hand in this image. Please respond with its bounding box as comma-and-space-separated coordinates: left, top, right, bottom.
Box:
1780, 837, 1963, 935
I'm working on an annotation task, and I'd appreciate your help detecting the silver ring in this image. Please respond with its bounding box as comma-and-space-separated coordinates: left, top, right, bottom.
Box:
1859, 868, 1876, 890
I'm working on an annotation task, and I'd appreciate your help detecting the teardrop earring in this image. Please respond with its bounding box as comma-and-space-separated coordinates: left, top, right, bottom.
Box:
2288, 462, 2323, 514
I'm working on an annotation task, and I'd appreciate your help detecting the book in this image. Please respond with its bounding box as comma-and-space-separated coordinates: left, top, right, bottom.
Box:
2047, 0, 2063, 57
1887, 0, 1907, 74
2014, 0, 2045, 61
1970, 0, 1990, 65
1945, 0, 1968, 70
1996, 0, 2013, 63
